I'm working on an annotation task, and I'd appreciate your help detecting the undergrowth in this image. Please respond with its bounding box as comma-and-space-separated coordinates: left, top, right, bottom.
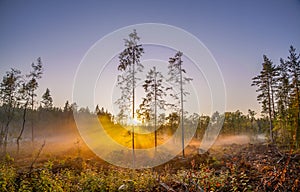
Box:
1, 143, 299, 191
0, 157, 230, 192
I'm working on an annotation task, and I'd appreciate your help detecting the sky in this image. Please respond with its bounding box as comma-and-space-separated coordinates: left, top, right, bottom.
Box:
1, 0, 300, 116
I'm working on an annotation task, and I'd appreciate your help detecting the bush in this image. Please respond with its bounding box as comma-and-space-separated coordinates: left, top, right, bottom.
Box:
0, 163, 16, 192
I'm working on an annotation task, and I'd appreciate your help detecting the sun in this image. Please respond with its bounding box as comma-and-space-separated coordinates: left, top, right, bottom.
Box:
126, 117, 141, 126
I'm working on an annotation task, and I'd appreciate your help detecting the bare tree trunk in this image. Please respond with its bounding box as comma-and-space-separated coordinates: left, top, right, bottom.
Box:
270, 81, 277, 141
267, 83, 274, 143
3, 106, 14, 155
132, 46, 135, 167
0, 125, 4, 153
3, 118, 11, 154
179, 59, 185, 158
31, 93, 34, 144
17, 101, 28, 154
3, 127, 9, 154
295, 85, 300, 148
154, 67, 157, 151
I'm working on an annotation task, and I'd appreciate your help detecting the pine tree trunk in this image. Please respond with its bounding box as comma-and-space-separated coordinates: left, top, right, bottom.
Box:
268, 81, 274, 143
132, 46, 135, 167
31, 93, 34, 144
179, 60, 185, 158
154, 67, 157, 151
296, 85, 300, 148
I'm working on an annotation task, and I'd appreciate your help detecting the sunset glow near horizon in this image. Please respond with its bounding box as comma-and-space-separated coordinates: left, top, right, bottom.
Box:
1, 0, 300, 116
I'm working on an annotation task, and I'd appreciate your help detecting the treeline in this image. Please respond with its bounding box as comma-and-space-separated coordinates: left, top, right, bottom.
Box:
252, 46, 300, 147
1, 84, 266, 155
101, 107, 266, 142
0, 56, 270, 156
3, 33, 298, 156
135, 110, 266, 140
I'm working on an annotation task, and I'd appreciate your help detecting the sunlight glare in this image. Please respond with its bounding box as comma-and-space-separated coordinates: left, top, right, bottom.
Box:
127, 117, 141, 126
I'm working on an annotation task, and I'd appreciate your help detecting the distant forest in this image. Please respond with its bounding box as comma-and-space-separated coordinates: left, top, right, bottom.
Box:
0, 58, 264, 155
1, 41, 299, 156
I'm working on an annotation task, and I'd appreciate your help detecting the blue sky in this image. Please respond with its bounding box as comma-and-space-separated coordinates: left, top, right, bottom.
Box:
1, 0, 300, 115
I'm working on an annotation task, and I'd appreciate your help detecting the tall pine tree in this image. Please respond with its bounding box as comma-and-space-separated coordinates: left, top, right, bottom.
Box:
115, 29, 144, 166
27, 57, 43, 143
41, 88, 53, 110
286, 46, 300, 146
252, 55, 278, 143
167, 51, 192, 157
137, 66, 167, 150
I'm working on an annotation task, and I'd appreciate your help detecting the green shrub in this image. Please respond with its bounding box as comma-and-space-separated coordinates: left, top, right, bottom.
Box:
31, 169, 64, 192
78, 169, 105, 191
0, 164, 16, 192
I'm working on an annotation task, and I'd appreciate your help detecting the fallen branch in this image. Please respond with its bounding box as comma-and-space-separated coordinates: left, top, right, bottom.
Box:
189, 179, 204, 192
29, 140, 46, 174
159, 182, 176, 192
